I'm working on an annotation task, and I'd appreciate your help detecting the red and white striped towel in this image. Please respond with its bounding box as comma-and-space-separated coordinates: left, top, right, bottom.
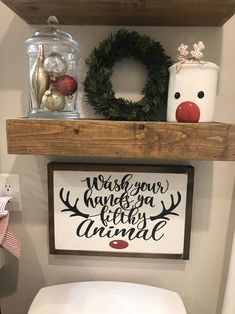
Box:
0, 197, 21, 259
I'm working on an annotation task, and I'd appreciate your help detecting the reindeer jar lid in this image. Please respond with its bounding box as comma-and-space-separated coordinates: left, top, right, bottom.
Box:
170, 41, 219, 72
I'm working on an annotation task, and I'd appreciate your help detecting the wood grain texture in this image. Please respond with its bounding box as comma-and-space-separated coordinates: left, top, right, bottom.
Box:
2, 0, 235, 26
6, 119, 235, 160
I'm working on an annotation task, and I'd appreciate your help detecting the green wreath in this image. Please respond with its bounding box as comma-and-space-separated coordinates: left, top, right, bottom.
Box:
84, 30, 171, 121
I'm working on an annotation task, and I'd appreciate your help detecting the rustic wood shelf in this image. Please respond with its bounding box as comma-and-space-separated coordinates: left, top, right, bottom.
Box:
2, 0, 235, 26
6, 119, 235, 160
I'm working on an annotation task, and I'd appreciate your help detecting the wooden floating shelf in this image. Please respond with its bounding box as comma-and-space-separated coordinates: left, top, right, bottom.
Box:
2, 0, 235, 26
6, 119, 235, 161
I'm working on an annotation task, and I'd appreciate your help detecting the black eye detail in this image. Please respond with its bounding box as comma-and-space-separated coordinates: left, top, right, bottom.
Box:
197, 91, 205, 99
174, 92, 181, 99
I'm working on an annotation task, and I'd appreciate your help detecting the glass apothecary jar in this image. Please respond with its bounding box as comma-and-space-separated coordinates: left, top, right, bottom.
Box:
26, 16, 79, 119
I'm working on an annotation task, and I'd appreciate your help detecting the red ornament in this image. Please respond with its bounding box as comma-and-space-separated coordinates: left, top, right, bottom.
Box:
109, 239, 129, 249
176, 101, 200, 122
53, 75, 78, 96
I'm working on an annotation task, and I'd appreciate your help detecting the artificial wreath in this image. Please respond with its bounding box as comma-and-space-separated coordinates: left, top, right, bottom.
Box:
84, 29, 172, 121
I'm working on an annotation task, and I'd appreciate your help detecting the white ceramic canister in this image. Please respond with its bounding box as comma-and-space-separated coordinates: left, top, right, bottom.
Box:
167, 62, 219, 122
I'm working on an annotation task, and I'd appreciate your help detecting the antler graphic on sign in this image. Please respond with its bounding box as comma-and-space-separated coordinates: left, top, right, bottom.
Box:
59, 188, 89, 218
149, 191, 181, 221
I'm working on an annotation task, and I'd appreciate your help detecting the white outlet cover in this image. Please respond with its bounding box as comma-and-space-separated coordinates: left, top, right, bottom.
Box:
0, 174, 22, 211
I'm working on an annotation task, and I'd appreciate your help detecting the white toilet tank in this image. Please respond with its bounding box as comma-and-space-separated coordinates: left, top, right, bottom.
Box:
28, 281, 187, 314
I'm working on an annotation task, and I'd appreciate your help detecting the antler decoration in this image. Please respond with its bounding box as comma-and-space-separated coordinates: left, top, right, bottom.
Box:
190, 41, 205, 60
149, 191, 181, 221
177, 43, 189, 59
176, 41, 205, 71
59, 188, 89, 218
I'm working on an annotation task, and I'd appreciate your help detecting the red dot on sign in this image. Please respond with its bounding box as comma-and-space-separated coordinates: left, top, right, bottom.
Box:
109, 240, 129, 249
176, 101, 200, 123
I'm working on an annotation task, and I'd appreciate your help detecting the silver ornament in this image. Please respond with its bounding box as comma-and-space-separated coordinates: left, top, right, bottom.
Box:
44, 52, 68, 79
41, 90, 65, 111
30, 45, 48, 108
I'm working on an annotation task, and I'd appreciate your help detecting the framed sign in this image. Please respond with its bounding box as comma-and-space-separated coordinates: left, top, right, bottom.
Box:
48, 163, 194, 259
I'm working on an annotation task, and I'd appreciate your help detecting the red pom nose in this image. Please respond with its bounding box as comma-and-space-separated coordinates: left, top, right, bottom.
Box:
109, 240, 129, 249
176, 101, 200, 122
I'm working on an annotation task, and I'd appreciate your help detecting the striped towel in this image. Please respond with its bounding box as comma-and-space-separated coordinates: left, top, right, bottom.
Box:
0, 197, 21, 259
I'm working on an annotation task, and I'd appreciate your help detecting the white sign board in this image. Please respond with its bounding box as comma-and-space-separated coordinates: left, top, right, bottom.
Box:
48, 164, 194, 259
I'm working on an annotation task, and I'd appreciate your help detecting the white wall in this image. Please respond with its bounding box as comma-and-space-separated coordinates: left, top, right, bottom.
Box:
0, 2, 235, 314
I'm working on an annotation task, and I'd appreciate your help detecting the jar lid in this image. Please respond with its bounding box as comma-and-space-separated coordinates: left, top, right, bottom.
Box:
26, 16, 79, 51
169, 61, 220, 71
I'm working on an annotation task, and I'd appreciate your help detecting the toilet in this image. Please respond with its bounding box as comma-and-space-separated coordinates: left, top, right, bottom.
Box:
28, 281, 187, 314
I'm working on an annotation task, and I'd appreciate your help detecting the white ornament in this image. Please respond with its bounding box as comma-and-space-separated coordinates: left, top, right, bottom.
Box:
44, 52, 68, 79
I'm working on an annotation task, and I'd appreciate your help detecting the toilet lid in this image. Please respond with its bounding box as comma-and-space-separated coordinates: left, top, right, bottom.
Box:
28, 281, 187, 314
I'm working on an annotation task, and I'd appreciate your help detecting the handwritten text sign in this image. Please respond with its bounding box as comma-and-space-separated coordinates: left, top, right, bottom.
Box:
48, 164, 194, 259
